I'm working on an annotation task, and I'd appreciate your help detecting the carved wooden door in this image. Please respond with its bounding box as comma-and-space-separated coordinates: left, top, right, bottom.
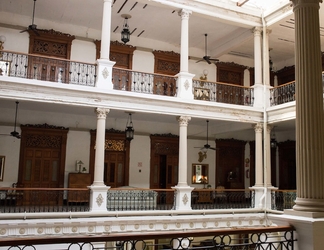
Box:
18, 124, 68, 205
104, 152, 125, 187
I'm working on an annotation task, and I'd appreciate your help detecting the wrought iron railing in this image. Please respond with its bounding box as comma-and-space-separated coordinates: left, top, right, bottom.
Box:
193, 79, 254, 106
112, 68, 177, 96
270, 81, 295, 106
191, 189, 254, 210
107, 188, 175, 211
0, 50, 97, 86
0, 187, 90, 213
0, 226, 296, 249
271, 190, 296, 211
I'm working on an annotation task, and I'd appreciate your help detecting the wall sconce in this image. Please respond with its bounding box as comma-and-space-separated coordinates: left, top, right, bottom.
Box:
125, 113, 134, 141
0, 35, 6, 50
121, 14, 131, 44
200, 69, 208, 81
76, 160, 84, 173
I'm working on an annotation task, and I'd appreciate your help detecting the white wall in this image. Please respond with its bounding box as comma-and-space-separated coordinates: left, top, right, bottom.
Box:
0, 126, 21, 187
129, 135, 150, 188
64, 130, 91, 187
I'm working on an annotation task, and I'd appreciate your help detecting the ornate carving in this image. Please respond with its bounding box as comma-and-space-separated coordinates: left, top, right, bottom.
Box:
151, 133, 179, 138
95, 108, 110, 118
32, 40, 68, 57
254, 123, 263, 133
216, 61, 247, 69
154, 142, 179, 155
156, 60, 180, 74
184, 80, 189, 90
32, 29, 74, 38
177, 116, 191, 126
182, 193, 189, 205
102, 67, 109, 79
105, 139, 125, 151
96, 193, 104, 207
25, 134, 62, 148
21, 123, 68, 130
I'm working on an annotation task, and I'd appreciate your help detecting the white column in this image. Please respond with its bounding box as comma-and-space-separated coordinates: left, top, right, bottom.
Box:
263, 29, 271, 86
172, 116, 194, 210
177, 116, 191, 186
89, 107, 110, 212
265, 125, 272, 187
254, 123, 263, 187
251, 123, 265, 208
290, 0, 324, 213
176, 9, 194, 100
96, 0, 115, 90
252, 27, 264, 108
253, 27, 262, 85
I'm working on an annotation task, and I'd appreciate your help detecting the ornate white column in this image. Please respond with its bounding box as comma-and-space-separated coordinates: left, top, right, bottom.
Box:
254, 123, 263, 187
96, 0, 115, 90
265, 125, 273, 187
252, 27, 264, 108
250, 123, 265, 208
176, 9, 194, 100
172, 116, 194, 210
291, 0, 324, 213
253, 27, 262, 85
89, 108, 110, 212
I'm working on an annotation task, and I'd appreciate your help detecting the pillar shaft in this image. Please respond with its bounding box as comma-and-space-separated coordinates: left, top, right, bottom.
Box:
254, 123, 263, 187
253, 27, 262, 85
177, 116, 191, 186
178, 9, 191, 73
292, 0, 324, 212
93, 108, 110, 186
100, 0, 112, 59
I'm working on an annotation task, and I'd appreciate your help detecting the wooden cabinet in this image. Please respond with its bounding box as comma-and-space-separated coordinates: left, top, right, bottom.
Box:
68, 173, 91, 203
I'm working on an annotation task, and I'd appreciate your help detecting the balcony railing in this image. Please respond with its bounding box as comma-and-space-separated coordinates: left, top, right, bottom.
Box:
0, 187, 262, 213
271, 190, 296, 211
191, 188, 254, 210
112, 67, 177, 96
107, 188, 175, 211
193, 79, 254, 106
0, 187, 90, 213
270, 81, 295, 106
0, 50, 97, 86
0, 225, 296, 249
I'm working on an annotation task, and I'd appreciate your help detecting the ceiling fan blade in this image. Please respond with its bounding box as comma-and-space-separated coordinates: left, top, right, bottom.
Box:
20, 29, 28, 33
203, 56, 212, 64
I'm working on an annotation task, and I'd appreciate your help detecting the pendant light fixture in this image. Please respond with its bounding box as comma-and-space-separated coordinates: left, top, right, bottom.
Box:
121, 14, 131, 44
125, 113, 134, 141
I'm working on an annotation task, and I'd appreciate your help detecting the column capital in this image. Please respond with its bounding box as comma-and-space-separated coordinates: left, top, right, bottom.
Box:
252, 27, 262, 35
177, 116, 191, 126
95, 108, 110, 119
178, 9, 192, 19
267, 124, 274, 133
290, 0, 322, 8
253, 123, 263, 132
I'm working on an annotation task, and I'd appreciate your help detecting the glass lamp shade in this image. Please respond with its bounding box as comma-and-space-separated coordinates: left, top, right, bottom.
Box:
121, 28, 130, 44
125, 126, 134, 141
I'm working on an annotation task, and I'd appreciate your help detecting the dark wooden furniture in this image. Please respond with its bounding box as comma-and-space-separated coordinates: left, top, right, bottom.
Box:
68, 173, 91, 203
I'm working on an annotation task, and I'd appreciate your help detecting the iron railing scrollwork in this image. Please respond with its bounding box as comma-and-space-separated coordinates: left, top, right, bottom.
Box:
270, 81, 295, 106
193, 80, 254, 106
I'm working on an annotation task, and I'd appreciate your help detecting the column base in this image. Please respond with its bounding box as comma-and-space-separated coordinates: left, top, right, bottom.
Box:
250, 186, 277, 209
89, 184, 110, 212
96, 59, 116, 90
293, 197, 324, 213
172, 185, 194, 210
175, 72, 195, 100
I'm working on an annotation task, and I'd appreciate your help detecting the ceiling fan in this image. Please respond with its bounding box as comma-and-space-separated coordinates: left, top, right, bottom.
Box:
0, 101, 21, 139
195, 120, 216, 151
196, 34, 219, 64
20, 0, 39, 36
